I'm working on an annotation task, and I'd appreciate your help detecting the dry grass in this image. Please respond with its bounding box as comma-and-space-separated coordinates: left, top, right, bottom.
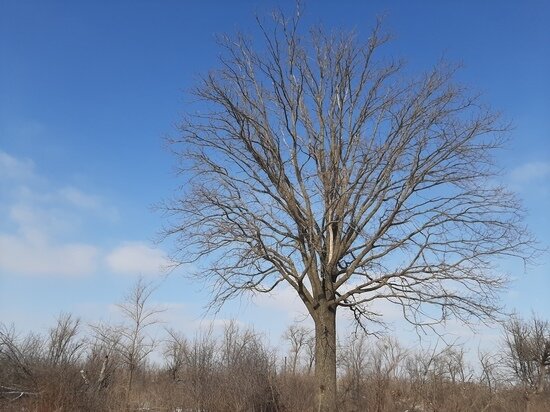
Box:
1, 315, 549, 411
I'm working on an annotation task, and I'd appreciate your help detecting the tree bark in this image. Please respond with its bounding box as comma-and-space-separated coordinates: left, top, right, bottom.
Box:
126, 365, 134, 411
314, 303, 338, 412
535, 360, 546, 393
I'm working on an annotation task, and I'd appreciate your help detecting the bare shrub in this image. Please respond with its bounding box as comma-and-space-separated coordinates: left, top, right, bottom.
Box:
217, 321, 277, 411
276, 372, 316, 411
2, 307, 550, 411
0, 314, 106, 411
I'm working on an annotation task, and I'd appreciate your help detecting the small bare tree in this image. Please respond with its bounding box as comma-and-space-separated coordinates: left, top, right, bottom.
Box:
369, 336, 407, 412
87, 323, 124, 392
184, 329, 217, 411
504, 315, 550, 394
163, 8, 535, 411
118, 278, 164, 410
478, 350, 502, 394
340, 333, 369, 408
283, 324, 313, 374
163, 328, 188, 382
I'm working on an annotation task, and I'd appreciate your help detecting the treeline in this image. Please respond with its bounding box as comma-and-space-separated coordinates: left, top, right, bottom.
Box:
1, 281, 549, 411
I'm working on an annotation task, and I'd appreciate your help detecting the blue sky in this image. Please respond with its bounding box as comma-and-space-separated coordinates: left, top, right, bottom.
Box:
1, 0, 549, 351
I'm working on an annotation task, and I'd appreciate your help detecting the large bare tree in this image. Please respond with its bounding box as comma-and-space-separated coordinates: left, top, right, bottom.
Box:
163, 11, 535, 412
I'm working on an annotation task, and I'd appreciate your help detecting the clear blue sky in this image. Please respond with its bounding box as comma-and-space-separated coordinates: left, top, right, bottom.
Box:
1, 1, 549, 349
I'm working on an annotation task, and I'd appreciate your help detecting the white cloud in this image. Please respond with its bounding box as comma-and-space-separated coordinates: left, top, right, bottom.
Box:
0, 232, 98, 276
106, 242, 169, 275
0, 203, 99, 277
510, 161, 550, 184
0, 151, 35, 181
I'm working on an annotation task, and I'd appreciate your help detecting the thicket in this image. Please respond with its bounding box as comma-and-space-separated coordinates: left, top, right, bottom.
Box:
1, 283, 548, 411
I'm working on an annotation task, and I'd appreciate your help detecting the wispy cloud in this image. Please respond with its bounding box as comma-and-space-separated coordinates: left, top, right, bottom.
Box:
0, 150, 167, 278
59, 186, 102, 209
59, 186, 119, 220
0, 151, 35, 181
510, 161, 550, 184
0, 150, 108, 277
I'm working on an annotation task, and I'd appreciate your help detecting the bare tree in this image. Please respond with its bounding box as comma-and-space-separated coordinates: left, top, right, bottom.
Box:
477, 350, 505, 411
478, 350, 502, 394
184, 329, 217, 410
119, 278, 164, 410
163, 328, 188, 382
340, 333, 369, 408
87, 323, 124, 391
368, 336, 407, 412
504, 315, 550, 394
304, 329, 316, 375
163, 8, 535, 411
0, 324, 42, 399
283, 323, 313, 374
47, 313, 85, 367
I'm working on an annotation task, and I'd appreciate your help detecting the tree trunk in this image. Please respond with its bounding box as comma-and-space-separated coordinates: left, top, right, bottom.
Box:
314, 304, 338, 412
126, 365, 135, 411
536, 361, 546, 393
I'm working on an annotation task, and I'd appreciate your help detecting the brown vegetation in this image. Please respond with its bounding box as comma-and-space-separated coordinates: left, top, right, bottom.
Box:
1, 312, 549, 411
